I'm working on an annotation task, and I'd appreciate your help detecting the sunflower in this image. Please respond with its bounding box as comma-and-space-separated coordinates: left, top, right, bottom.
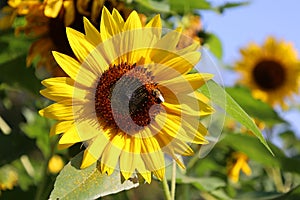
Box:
177, 14, 202, 49
235, 37, 300, 108
14, 0, 132, 77
0, 6, 16, 31
39, 7, 213, 183
227, 152, 252, 183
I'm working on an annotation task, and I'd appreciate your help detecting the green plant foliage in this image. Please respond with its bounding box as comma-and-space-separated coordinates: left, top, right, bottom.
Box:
50, 152, 139, 200
226, 86, 285, 125
199, 80, 274, 155
200, 32, 223, 59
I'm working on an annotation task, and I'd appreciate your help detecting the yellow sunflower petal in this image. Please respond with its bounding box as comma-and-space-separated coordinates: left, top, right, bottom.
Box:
112, 8, 125, 27
44, 0, 63, 18
41, 77, 74, 87
58, 125, 82, 144
145, 14, 161, 28
140, 129, 165, 180
154, 27, 182, 51
120, 135, 140, 180
66, 27, 96, 63
160, 73, 213, 93
50, 120, 74, 136
123, 10, 142, 31
100, 7, 121, 40
81, 133, 110, 169
100, 131, 125, 175
52, 51, 81, 80
39, 100, 73, 121
83, 17, 101, 46
153, 52, 202, 81
57, 143, 74, 150
59, 120, 99, 144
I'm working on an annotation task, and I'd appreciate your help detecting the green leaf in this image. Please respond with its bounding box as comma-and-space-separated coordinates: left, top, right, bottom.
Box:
0, 31, 40, 94
221, 134, 300, 174
133, 0, 170, 13
201, 32, 223, 59
199, 80, 273, 155
0, 31, 32, 64
169, 0, 212, 13
215, 2, 250, 14
226, 86, 285, 125
220, 134, 279, 166
0, 54, 41, 94
50, 152, 139, 200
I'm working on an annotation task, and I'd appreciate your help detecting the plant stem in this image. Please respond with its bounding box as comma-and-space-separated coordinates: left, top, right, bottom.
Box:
171, 160, 176, 200
35, 134, 59, 200
162, 175, 171, 200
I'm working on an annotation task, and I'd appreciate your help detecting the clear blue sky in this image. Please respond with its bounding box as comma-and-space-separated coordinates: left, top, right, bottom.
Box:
201, 0, 300, 64
201, 0, 300, 137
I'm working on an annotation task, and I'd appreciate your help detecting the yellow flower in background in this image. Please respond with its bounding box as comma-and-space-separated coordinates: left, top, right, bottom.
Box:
0, 6, 17, 31
227, 152, 252, 183
235, 37, 300, 108
177, 14, 202, 49
14, 0, 132, 77
0, 165, 18, 191
39, 7, 213, 183
8, 0, 40, 15
48, 155, 65, 174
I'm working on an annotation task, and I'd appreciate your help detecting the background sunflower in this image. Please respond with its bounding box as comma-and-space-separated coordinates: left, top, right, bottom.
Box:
235, 37, 300, 108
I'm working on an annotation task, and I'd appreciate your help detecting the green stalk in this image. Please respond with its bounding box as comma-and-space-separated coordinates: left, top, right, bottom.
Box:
162, 175, 171, 200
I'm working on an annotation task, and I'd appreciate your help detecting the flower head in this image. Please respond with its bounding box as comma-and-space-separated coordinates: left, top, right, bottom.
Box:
235, 37, 300, 108
39, 7, 213, 183
227, 152, 252, 183
15, 0, 132, 77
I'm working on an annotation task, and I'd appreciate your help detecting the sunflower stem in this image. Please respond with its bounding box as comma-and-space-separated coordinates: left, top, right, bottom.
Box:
162, 175, 171, 200
171, 160, 176, 200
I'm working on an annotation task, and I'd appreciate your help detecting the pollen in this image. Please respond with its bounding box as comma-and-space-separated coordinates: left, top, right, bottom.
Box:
95, 63, 163, 133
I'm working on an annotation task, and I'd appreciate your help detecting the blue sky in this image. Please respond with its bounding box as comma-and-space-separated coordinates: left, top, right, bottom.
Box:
200, 0, 300, 137
201, 0, 300, 64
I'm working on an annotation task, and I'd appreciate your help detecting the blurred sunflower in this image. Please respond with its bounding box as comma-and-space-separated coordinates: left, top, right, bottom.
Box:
177, 14, 202, 49
39, 7, 214, 183
235, 37, 300, 108
227, 152, 252, 183
13, 0, 132, 77
0, 0, 40, 30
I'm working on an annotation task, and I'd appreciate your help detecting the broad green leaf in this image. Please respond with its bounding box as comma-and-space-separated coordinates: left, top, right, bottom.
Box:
221, 134, 300, 174
199, 80, 273, 155
200, 32, 223, 59
220, 134, 279, 166
50, 152, 139, 200
226, 86, 285, 126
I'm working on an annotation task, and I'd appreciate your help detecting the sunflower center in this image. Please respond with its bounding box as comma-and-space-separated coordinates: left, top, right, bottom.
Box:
95, 63, 163, 133
252, 60, 286, 90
